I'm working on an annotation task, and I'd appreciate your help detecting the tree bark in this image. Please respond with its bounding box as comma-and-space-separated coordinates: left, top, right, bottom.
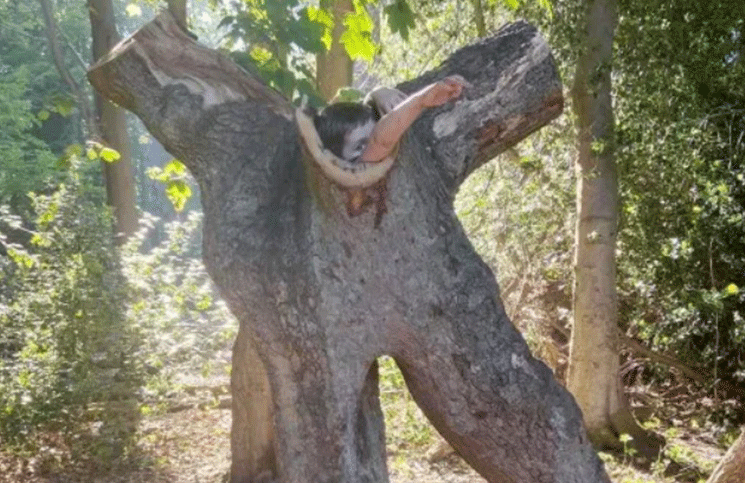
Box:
317, 0, 354, 100
470, 0, 487, 37
89, 11, 609, 483
706, 429, 745, 483
167, 0, 187, 29
230, 323, 276, 482
568, 0, 659, 458
88, 0, 138, 241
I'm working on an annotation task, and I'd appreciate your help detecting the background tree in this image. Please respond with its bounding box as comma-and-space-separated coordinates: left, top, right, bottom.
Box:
566, 0, 643, 452
89, 0, 138, 241
316, 0, 353, 99
613, 0, 745, 403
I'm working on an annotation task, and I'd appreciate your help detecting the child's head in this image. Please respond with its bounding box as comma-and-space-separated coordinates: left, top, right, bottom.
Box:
313, 102, 377, 163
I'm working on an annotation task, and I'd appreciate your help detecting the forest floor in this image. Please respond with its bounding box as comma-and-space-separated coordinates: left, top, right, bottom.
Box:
0, 366, 731, 483
0, 403, 482, 483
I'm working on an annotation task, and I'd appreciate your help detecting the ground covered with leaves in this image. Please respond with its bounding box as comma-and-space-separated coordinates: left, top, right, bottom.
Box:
0, 359, 732, 483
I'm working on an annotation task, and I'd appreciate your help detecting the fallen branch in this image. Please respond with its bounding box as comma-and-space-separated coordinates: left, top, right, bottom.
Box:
619, 333, 744, 399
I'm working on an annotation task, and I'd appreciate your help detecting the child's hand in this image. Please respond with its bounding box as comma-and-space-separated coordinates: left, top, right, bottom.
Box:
419, 75, 469, 108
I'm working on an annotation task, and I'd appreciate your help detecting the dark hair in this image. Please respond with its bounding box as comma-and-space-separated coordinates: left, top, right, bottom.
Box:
313, 102, 377, 159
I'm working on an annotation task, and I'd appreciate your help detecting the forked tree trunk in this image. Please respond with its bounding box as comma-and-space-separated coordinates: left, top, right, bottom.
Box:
89, 12, 610, 483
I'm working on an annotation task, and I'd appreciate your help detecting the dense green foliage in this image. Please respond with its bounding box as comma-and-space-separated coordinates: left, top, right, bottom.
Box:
0, 159, 235, 447
121, 210, 236, 392
0, 160, 139, 446
217, 0, 418, 103
486, 0, 745, 396
612, 0, 745, 389
0, 0, 236, 450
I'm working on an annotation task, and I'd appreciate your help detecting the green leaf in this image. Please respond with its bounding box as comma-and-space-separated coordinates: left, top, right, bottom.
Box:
148, 160, 192, 211
341, 9, 376, 62
125, 3, 142, 17
36, 200, 59, 228
100, 147, 121, 163
291, 7, 328, 53
37, 110, 50, 121
7, 248, 35, 268
49, 96, 76, 117
163, 159, 186, 176
504, 0, 519, 10
724, 283, 739, 297
250, 46, 274, 66
334, 87, 364, 103
165, 182, 192, 212
383, 0, 416, 41
537, 0, 553, 16
64, 143, 83, 158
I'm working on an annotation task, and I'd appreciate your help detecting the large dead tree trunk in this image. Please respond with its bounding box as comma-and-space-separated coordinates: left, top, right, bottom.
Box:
89, 12, 610, 483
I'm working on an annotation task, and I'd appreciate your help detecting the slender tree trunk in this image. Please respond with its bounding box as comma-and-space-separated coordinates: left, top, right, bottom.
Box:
707, 429, 745, 483
317, 0, 353, 100
167, 0, 187, 29
38, 0, 97, 140
88, 0, 138, 241
470, 0, 487, 37
568, 0, 659, 457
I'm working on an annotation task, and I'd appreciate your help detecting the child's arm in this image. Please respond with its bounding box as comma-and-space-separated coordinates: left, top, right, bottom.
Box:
361, 76, 467, 163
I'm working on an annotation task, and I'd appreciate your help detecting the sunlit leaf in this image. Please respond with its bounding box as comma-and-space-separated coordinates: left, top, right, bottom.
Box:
100, 147, 121, 163
7, 248, 35, 268
54, 98, 76, 117
250, 46, 274, 68
125, 3, 142, 17
163, 159, 186, 176
341, 10, 376, 62
65, 144, 83, 158
166, 182, 192, 212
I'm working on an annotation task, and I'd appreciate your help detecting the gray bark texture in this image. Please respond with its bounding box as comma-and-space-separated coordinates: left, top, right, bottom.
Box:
706, 429, 745, 483
88, 11, 610, 483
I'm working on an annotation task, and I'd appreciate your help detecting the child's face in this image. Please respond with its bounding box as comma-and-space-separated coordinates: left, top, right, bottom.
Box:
342, 119, 375, 162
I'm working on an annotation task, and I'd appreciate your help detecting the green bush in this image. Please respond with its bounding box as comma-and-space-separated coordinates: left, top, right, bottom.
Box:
0, 157, 236, 448
121, 210, 236, 395
0, 160, 141, 446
